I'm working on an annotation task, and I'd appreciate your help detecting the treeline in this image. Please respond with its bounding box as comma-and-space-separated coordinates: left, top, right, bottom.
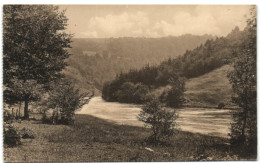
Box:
161, 26, 245, 79
102, 26, 246, 105
66, 35, 213, 91
102, 64, 184, 107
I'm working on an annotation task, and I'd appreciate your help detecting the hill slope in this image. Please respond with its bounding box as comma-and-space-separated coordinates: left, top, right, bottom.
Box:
184, 65, 235, 108
100, 27, 245, 105
65, 35, 214, 91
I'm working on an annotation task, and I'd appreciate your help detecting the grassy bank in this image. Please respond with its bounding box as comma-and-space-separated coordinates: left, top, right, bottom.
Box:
4, 114, 254, 162
184, 65, 235, 108
148, 65, 236, 109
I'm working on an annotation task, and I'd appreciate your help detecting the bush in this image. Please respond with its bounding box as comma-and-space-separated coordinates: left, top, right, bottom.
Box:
138, 98, 178, 143
133, 83, 149, 104
229, 109, 257, 156
41, 112, 53, 124
117, 82, 136, 103
217, 103, 225, 109
19, 127, 36, 139
4, 123, 21, 147
160, 77, 185, 108
42, 80, 88, 125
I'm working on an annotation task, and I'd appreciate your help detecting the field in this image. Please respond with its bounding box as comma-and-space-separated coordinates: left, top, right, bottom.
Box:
4, 114, 254, 162
184, 65, 235, 108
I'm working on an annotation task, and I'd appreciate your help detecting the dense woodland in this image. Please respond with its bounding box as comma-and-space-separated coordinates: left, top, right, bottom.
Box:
65, 35, 213, 91
102, 26, 246, 105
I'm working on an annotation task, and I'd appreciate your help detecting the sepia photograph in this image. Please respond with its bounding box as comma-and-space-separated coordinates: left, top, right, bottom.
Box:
2, 4, 257, 162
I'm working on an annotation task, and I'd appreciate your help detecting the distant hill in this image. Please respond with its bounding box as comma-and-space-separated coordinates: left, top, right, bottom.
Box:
100, 27, 245, 106
70, 34, 214, 63
160, 27, 245, 79
184, 65, 235, 108
65, 34, 214, 92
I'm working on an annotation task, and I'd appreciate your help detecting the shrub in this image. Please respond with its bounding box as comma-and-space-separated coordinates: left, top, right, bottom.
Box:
138, 98, 178, 143
117, 82, 136, 103
42, 80, 88, 125
4, 123, 21, 147
133, 83, 149, 104
19, 127, 36, 139
217, 103, 225, 109
160, 77, 185, 108
41, 112, 53, 124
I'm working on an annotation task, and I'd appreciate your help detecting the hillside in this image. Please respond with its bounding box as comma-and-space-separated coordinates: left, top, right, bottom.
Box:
69, 35, 214, 64
101, 27, 245, 105
65, 35, 214, 91
184, 65, 235, 108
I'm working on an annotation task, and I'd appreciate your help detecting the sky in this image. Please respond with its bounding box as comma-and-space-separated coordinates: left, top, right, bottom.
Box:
55, 5, 249, 38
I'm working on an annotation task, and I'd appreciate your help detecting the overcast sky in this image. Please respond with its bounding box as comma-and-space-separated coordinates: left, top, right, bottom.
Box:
58, 5, 251, 38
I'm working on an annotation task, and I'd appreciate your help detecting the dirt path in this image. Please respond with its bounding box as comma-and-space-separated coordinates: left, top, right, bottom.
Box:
76, 97, 232, 138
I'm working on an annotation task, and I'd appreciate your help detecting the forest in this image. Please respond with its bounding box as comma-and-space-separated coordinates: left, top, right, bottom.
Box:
65, 35, 213, 91
102, 26, 246, 105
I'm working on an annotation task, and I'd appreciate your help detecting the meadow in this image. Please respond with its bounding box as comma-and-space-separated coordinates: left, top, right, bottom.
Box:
4, 114, 252, 162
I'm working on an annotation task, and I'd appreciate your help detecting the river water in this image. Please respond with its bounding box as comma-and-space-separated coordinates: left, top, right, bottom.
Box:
76, 96, 232, 138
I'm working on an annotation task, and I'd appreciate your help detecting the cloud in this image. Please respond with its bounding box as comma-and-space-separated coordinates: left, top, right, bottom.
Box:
82, 11, 150, 37
193, 6, 249, 35
149, 6, 249, 37
80, 6, 250, 38
159, 11, 221, 36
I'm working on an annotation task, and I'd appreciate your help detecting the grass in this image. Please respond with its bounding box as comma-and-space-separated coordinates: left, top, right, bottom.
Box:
148, 65, 235, 108
184, 65, 235, 108
4, 114, 254, 162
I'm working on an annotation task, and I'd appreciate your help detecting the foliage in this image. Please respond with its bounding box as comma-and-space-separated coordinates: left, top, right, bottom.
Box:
4, 79, 44, 118
19, 127, 36, 139
102, 64, 184, 106
217, 103, 225, 109
67, 35, 213, 90
138, 99, 178, 143
69, 26, 245, 93
42, 80, 88, 125
3, 5, 72, 119
4, 123, 21, 147
115, 82, 149, 104
227, 6, 256, 156
161, 26, 245, 79
101, 25, 245, 106
116, 82, 136, 103
160, 76, 185, 107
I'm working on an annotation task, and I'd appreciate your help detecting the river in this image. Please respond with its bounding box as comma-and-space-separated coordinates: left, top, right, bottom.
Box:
76, 96, 232, 138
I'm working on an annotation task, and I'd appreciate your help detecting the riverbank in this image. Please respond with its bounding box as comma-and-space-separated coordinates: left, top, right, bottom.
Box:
5, 114, 255, 162
182, 104, 238, 110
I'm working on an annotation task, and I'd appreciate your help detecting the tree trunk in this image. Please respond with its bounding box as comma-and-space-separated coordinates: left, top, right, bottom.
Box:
242, 108, 247, 140
241, 95, 248, 144
18, 101, 21, 118
24, 97, 29, 119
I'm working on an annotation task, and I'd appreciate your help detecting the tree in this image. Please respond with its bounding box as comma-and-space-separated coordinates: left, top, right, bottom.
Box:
227, 6, 256, 155
117, 82, 136, 103
138, 98, 178, 143
133, 83, 149, 104
3, 5, 72, 119
4, 79, 44, 118
42, 80, 88, 125
160, 76, 185, 108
